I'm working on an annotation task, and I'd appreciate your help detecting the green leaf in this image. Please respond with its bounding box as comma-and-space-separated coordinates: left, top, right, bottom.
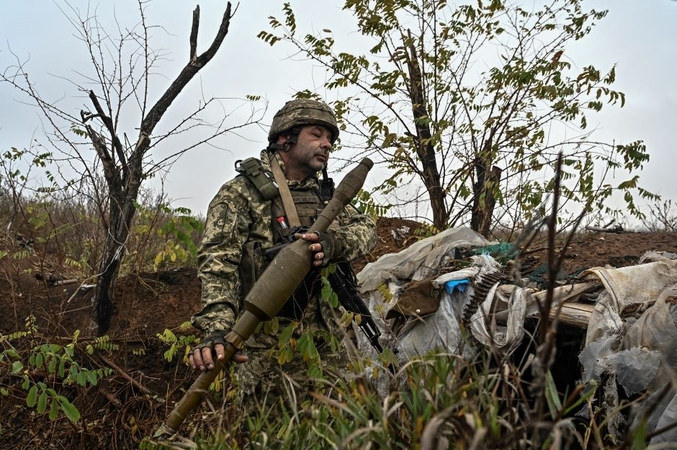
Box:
321, 279, 333, 299
59, 397, 81, 423
37, 390, 48, 414
307, 362, 323, 378
49, 397, 60, 420
86, 371, 98, 386
26, 385, 38, 407
297, 334, 319, 362
58, 358, 66, 378
279, 324, 294, 345
12, 361, 23, 374
48, 356, 57, 374
277, 345, 293, 365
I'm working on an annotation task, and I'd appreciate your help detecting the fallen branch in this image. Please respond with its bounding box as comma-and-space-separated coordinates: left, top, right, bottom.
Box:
98, 354, 156, 396
99, 384, 122, 407
586, 225, 625, 233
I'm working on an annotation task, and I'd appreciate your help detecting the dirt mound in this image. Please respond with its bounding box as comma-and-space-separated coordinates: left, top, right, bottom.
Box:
0, 216, 427, 339
8, 219, 673, 341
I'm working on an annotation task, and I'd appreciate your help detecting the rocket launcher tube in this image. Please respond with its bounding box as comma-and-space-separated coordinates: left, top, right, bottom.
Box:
156, 157, 373, 437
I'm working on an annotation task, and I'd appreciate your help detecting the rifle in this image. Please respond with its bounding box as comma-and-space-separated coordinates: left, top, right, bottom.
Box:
328, 262, 384, 354
155, 158, 373, 438
266, 238, 384, 354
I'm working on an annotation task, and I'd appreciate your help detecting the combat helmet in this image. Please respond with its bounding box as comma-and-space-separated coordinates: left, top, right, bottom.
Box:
268, 99, 339, 144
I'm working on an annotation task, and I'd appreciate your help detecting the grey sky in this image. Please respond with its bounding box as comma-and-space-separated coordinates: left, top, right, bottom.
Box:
1, 1, 676, 220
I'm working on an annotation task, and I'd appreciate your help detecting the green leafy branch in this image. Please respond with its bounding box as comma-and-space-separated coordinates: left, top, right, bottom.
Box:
1, 327, 114, 424
156, 322, 198, 364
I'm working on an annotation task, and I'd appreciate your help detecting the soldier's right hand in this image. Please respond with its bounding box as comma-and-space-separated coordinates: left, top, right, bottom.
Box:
189, 331, 248, 371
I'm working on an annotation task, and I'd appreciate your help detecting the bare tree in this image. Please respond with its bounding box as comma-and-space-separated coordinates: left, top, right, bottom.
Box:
640, 199, 677, 232
2, 1, 262, 334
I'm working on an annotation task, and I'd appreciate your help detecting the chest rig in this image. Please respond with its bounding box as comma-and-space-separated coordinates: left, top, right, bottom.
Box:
235, 155, 334, 243
235, 155, 335, 319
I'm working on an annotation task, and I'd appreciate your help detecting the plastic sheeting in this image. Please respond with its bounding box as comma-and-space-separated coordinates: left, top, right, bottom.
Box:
357, 227, 494, 291
357, 226, 601, 361
355, 225, 677, 444
356, 225, 596, 366
579, 257, 677, 445
354, 227, 493, 393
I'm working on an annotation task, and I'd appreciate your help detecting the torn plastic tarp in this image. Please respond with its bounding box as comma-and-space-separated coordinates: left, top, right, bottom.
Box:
355, 225, 597, 366
468, 280, 598, 350
443, 279, 469, 294
355, 226, 493, 394
579, 258, 677, 445
393, 254, 503, 361
355, 227, 677, 444
358, 226, 494, 292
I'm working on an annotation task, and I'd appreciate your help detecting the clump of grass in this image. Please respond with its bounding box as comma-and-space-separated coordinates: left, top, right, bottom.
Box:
164, 344, 592, 450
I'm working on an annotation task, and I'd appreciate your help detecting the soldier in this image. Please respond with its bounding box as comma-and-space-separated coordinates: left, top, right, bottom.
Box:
189, 99, 377, 416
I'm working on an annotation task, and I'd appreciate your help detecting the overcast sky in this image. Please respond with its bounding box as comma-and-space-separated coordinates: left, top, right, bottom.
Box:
1, 0, 676, 220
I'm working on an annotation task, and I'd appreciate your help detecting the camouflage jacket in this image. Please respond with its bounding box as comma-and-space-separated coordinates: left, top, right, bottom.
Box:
191, 150, 377, 337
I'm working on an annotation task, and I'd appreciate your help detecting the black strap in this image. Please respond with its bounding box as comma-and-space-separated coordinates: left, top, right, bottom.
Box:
320, 167, 335, 202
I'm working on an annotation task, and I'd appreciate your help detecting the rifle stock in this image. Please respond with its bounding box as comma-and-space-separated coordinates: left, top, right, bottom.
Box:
155, 157, 373, 438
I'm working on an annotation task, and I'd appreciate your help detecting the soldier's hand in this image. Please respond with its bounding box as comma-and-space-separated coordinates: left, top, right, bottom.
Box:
297, 231, 340, 267
189, 331, 248, 371
297, 232, 324, 267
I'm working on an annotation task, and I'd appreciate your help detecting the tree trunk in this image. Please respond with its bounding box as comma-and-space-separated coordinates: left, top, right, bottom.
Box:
471, 165, 502, 237
93, 241, 121, 334
471, 138, 501, 237
93, 168, 142, 335
404, 33, 448, 230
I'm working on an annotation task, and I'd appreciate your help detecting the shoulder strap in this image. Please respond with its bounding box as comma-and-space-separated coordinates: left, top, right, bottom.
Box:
270, 156, 301, 228
235, 157, 279, 200
235, 155, 302, 228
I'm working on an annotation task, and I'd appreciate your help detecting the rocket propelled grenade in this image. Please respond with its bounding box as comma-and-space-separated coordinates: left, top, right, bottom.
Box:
156, 157, 373, 437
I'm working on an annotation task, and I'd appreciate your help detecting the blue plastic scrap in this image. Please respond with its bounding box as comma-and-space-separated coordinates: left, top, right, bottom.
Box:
444, 279, 470, 294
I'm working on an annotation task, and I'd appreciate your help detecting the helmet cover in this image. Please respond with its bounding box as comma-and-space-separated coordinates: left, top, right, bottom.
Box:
268, 99, 339, 143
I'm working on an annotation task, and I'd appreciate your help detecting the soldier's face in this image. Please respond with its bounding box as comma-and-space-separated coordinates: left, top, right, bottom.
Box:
285, 125, 332, 178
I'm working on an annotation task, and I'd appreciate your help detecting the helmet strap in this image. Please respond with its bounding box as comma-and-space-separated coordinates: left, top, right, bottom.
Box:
267, 143, 285, 153
268, 127, 300, 153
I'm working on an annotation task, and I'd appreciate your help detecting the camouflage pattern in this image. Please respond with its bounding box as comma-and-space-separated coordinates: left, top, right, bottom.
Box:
192, 149, 376, 335
192, 149, 376, 410
268, 99, 339, 144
